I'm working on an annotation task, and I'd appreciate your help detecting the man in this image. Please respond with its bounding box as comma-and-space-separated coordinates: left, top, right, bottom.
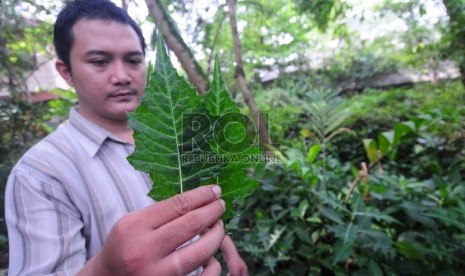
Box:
5, 0, 247, 275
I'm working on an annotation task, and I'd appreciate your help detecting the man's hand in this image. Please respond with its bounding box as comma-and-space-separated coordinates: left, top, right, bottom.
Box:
221, 235, 248, 276
79, 185, 226, 276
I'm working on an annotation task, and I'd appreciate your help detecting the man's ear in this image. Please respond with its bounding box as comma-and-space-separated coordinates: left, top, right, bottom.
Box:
55, 60, 73, 87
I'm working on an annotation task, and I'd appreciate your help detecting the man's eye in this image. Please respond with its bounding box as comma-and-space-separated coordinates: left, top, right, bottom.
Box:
127, 59, 143, 65
90, 59, 109, 66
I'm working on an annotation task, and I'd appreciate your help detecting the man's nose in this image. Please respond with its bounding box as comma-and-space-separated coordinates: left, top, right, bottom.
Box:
110, 61, 131, 85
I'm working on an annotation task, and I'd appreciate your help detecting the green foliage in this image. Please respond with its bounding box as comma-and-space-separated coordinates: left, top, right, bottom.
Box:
295, 0, 348, 32
254, 79, 304, 146
0, 90, 74, 193
362, 115, 431, 165
230, 81, 465, 275
0, 0, 55, 95
169, 0, 454, 95
441, 0, 465, 85
327, 46, 400, 87
128, 38, 258, 220
338, 82, 465, 177
441, 0, 465, 56
1, 101, 47, 183
45, 89, 78, 122
0, 0, 65, 188
0, 92, 73, 263
194, 0, 352, 84
298, 88, 353, 144
374, 0, 444, 68
233, 156, 465, 274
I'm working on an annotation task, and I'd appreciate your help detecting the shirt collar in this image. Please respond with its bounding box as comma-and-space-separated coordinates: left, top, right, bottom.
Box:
68, 107, 127, 157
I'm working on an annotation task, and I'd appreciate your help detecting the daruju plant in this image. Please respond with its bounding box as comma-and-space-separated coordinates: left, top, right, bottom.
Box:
127, 36, 261, 221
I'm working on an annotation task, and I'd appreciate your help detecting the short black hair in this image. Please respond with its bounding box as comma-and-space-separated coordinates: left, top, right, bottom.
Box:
54, 0, 146, 70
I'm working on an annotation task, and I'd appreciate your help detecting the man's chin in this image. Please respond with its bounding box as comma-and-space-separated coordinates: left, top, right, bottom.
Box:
106, 109, 135, 122
115, 101, 140, 114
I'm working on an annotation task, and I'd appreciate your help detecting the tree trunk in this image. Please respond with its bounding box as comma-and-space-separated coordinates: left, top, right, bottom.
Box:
459, 65, 465, 87
144, 0, 209, 94
226, 0, 272, 146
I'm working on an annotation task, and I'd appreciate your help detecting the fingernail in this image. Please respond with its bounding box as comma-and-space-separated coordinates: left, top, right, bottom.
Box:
219, 220, 224, 227
220, 199, 226, 210
212, 185, 222, 196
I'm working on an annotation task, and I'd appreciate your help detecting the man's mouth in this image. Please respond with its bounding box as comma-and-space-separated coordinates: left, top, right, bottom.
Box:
108, 90, 138, 99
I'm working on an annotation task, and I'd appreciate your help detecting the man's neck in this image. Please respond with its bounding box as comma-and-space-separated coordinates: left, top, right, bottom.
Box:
107, 124, 134, 144
76, 108, 134, 144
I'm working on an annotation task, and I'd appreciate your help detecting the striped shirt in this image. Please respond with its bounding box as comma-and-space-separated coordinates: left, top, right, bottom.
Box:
5, 107, 156, 275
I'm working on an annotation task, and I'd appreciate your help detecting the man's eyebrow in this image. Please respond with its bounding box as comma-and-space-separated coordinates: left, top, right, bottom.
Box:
84, 50, 111, 57
84, 50, 144, 57
125, 51, 144, 57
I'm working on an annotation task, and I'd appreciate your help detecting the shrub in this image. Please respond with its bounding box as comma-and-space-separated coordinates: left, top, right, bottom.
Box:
230, 81, 465, 275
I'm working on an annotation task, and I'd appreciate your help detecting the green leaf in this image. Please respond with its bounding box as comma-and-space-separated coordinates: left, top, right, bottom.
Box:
264, 256, 277, 274
127, 37, 223, 200
362, 138, 378, 164
393, 121, 415, 146
333, 240, 353, 264
357, 229, 394, 254
294, 227, 312, 245
128, 44, 259, 222
326, 111, 350, 135
205, 56, 240, 116
291, 199, 309, 219
306, 217, 322, 224
425, 208, 465, 231
204, 57, 260, 219
368, 259, 383, 276
354, 210, 399, 224
307, 144, 322, 164
319, 206, 344, 224
395, 241, 425, 261
266, 226, 287, 251
378, 130, 394, 156
411, 116, 429, 131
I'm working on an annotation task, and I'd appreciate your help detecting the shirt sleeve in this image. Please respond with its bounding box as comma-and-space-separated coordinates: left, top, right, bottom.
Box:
5, 166, 87, 276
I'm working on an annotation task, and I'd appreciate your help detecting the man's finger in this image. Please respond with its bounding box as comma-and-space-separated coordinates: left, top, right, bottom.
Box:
201, 257, 221, 276
164, 220, 225, 275
149, 198, 225, 257
142, 185, 222, 229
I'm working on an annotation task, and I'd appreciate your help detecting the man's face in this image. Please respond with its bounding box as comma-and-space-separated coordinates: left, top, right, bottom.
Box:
58, 19, 147, 123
